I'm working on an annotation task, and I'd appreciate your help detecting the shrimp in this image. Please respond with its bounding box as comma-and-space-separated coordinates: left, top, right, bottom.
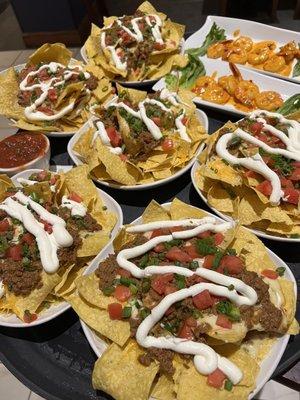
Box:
232, 36, 253, 51
255, 91, 283, 111
247, 40, 276, 65
277, 41, 300, 63
263, 55, 286, 72
224, 46, 248, 64
218, 75, 238, 96
207, 42, 226, 59
202, 83, 230, 105
194, 76, 215, 94
234, 80, 259, 108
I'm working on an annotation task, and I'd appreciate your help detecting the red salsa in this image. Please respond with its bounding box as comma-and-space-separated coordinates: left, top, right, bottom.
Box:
0, 132, 48, 169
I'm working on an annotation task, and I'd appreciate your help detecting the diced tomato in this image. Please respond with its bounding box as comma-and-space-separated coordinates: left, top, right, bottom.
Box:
250, 121, 264, 135
152, 117, 161, 127
256, 180, 272, 197
186, 316, 197, 327
203, 254, 215, 269
108, 303, 123, 320
216, 314, 232, 329
43, 222, 53, 234
166, 247, 193, 263
178, 322, 194, 340
161, 138, 174, 152
153, 42, 165, 51
151, 274, 174, 295
120, 31, 132, 44
193, 289, 213, 310
150, 228, 170, 239
22, 233, 35, 245
262, 156, 275, 168
280, 177, 294, 189
289, 168, 300, 181
37, 170, 48, 181
117, 268, 131, 278
36, 105, 54, 115
106, 126, 122, 148
256, 133, 269, 144
214, 233, 224, 246
114, 285, 131, 302
154, 243, 165, 253
38, 68, 50, 81
50, 175, 58, 185
164, 284, 177, 295
207, 368, 226, 389
68, 192, 82, 203
119, 154, 128, 162
23, 311, 38, 324
261, 269, 278, 279
48, 88, 58, 102
283, 188, 300, 205
186, 274, 208, 286
0, 219, 10, 232
197, 230, 212, 239
184, 244, 200, 259
245, 170, 261, 179
170, 226, 184, 232
182, 117, 188, 125
219, 255, 244, 275
6, 244, 22, 261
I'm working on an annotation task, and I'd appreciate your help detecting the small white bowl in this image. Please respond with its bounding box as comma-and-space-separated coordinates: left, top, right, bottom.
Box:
0, 133, 50, 177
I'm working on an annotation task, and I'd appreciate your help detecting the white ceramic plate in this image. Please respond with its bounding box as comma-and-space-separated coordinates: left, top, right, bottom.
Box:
152, 58, 300, 117
67, 108, 208, 190
80, 39, 185, 88
0, 59, 90, 138
0, 166, 123, 328
79, 202, 296, 399
185, 15, 300, 84
191, 161, 300, 243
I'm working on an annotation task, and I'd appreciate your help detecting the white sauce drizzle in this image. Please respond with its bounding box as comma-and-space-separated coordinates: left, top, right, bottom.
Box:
61, 195, 87, 217
17, 178, 37, 186
216, 111, 300, 205
0, 192, 73, 273
0, 280, 4, 299
92, 120, 122, 154
20, 62, 90, 121
115, 218, 259, 384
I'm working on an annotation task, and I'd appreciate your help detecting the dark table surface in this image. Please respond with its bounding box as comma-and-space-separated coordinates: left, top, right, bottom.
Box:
0, 107, 299, 400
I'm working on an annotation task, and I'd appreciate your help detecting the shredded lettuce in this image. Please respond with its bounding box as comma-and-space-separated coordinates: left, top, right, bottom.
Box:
186, 22, 226, 57
165, 55, 205, 90
277, 94, 300, 116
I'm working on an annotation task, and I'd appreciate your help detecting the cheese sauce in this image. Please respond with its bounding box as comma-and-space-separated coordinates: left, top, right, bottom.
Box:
114, 218, 259, 384
216, 111, 300, 205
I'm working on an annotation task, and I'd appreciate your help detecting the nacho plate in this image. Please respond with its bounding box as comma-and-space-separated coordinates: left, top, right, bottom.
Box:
68, 86, 208, 190
69, 199, 297, 400
81, 2, 187, 85
191, 111, 300, 241
0, 44, 113, 137
0, 166, 122, 327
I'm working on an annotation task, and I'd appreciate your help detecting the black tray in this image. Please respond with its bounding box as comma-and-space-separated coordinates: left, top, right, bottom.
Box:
0, 111, 299, 400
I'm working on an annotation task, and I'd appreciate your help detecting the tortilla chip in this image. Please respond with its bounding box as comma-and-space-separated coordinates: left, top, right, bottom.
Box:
170, 198, 207, 219
142, 200, 171, 222
92, 340, 159, 400
27, 43, 72, 66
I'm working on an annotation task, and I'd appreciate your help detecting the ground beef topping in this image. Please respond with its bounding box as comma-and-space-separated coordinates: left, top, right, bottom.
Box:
95, 254, 119, 290
138, 348, 175, 376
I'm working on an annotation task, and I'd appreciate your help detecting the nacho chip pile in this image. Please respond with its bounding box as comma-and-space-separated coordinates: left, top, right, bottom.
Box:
195, 117, 300, 238
66, 199, 298, 400
0, 43, 113, 133
84, 1, 187, 82
72, 86, 207, 186
0, 166, 117, 321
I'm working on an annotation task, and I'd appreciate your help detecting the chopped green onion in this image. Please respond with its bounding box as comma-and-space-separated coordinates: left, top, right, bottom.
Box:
189, 261, 199, 270
224, 379, 233, 391
228, 284, 235, 291
175, 274, 186, 289
212, 250, 223, 269
103, 286, 114, 296
122, 306, 132, 318
276, 267, 285, 277
139, 308, 150, 320
129, 284, 138, 295
141, 278, 151, 293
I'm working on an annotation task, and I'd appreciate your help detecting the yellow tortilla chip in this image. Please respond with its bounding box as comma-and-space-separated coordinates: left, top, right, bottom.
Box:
27, 43, 72, 66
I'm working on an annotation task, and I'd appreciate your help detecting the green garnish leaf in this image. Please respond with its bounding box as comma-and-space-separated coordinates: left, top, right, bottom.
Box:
277, 94, 300, 115
212, 250, 223, 269
186, 22, 226, 57
122, 306, 132, 318
165, 55, 205, 90
276, 267, 285, 277
217, 300, 240, 322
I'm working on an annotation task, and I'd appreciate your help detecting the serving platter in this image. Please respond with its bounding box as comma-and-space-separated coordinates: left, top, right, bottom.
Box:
67, 108, 208, 190
0, 59, 90, 138
0, 167, 123, 328
152, 58, 300, 117
191, 161, 300, 243
80, 203, 296, 400
184, 15, 300, 84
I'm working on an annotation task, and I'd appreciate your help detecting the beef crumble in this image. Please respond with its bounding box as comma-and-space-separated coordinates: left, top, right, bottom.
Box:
138, 348, 175, 376
95, 254, 119, 290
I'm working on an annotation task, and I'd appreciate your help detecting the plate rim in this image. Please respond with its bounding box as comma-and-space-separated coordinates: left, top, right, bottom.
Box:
79, 202, 296, 399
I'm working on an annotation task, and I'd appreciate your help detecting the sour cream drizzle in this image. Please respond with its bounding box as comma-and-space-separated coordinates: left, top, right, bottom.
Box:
103, 92, 190, 142
0, 192, 73, 273
216, 111, 300, 205
115, 218, 258, 384
92, 120, 122, 154
20, 62, 90, 121
100, 14, 163, 71
61, 195, 87, 217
